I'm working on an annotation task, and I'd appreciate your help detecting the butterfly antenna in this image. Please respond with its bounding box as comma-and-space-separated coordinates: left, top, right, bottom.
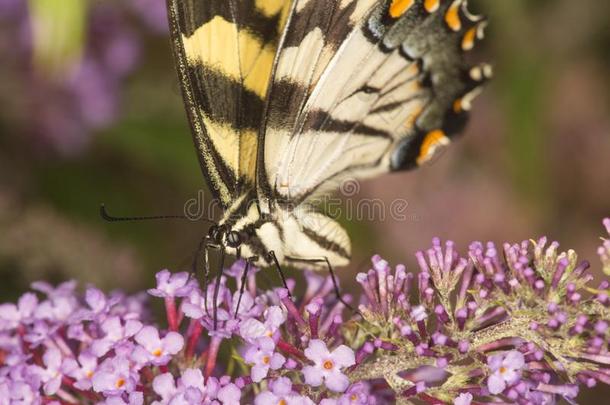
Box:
100, 204, 188, 222
100, 203, 217, 224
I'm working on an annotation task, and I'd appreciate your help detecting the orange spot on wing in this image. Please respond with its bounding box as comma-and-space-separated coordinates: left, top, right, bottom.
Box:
389, 0, 415, 18
445, 1, 462, 31
424, 0, 440, 13
417, 130, 450, 165
462, 26, 477, 50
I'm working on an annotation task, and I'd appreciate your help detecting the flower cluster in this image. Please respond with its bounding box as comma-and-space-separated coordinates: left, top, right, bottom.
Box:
0, 220, 609, 404
0, 0, 167, 154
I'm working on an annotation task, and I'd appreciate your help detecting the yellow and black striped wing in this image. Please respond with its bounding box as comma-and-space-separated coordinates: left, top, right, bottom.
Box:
257, 0, 490, 206
167, 0, 291, 207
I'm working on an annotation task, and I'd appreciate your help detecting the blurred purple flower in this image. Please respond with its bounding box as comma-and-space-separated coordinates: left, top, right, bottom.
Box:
129, 0, 169, 33
0, 0, 21, 19
1, 0, 166, 155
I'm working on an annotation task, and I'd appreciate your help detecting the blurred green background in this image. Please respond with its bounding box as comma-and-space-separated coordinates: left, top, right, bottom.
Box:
0, 0, 609, 399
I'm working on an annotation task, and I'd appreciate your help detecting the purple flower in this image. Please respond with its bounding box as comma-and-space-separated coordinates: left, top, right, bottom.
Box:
151, 370, 239, 404
410, 305, 427, 322
91, 316, 143, 357
254, 377, 314, 405
148, 270, 194, 298
100, 392, 144, 405
152, 372, 188, 404
1, 221, 610, 404
487, 351, 525, 394
181, 283, 227, 320
62, 352, 99, 390
239, 306, 286, 342
454, 392, 473, 405
129, 0, 169, 33
217, 382, 242, 404
36, 347, 63, 395
92, 356, 138, 396
31, 281, 79, 322
244, 337, 286, 382
71, 287, 118, 322
132, 326, 184, 366
600, 218, 610, 276
302, 339, 355, 393
320, 382, 376, 404
0, 0, 22, 17
0, 293, 37, 330
2, 378, 41, 404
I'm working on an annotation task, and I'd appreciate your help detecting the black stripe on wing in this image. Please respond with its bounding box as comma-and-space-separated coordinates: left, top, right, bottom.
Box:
187, 64, 266, 130
176, 0, 283, 44
302, 226, 351, 260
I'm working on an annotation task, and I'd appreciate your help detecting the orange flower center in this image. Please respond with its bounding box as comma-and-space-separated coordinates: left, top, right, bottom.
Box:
323, 360, 334, 370
153, 349, 163, 357
278, 400, 287, 405
262, 355, 271, 365
499, 366, 507, 374
116, 378, 125, 388
86, 371, 94, 379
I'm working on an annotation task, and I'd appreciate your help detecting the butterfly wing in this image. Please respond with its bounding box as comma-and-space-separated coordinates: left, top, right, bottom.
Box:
257, 0, 490, 208
167, 0, 291, 207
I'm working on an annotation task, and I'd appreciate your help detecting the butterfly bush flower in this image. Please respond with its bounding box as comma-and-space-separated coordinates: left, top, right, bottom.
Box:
0, 222, 610, 403
254, 377, 313, 405
487, 350, 525, 394
303, 339, 355, 392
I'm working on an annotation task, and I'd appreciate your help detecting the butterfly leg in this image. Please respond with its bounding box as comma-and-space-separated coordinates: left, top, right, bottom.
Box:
234, 257, 255, 317
266, 251, 292, 298
202, 242, 221, 314
190, 235, 209, 283
211, 245, 226, 330
286, 256, 356, 312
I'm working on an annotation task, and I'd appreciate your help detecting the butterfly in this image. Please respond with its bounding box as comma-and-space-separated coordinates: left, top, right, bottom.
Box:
166, 0, 490, 284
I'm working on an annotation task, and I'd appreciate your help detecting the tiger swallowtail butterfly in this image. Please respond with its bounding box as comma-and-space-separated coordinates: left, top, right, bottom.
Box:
167, 0, 490, 279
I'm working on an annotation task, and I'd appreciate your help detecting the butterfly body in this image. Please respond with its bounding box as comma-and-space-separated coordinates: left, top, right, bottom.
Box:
215, 190, 351, 271
168, 0, 489, 272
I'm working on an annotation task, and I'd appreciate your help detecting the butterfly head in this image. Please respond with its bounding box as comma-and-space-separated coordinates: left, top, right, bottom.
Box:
207, 224, 253, 250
